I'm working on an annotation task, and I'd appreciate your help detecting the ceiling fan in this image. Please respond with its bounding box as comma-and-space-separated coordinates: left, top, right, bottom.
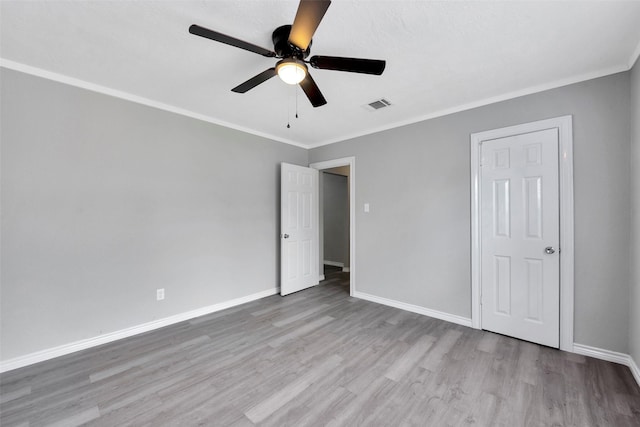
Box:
189, 0, 386, 107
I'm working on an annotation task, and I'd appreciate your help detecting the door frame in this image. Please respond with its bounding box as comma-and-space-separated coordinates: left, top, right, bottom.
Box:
310, 156, 356, 297
470, 116, 574, 351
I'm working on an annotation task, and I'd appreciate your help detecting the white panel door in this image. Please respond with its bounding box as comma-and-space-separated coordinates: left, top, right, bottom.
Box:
281, 163, 319, 296
480, 128, 560, 347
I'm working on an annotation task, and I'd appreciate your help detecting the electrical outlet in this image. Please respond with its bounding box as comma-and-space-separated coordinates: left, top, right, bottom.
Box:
156, 288, 165, 301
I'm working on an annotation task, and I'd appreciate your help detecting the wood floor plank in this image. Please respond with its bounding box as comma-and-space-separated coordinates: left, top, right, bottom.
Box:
267, 315, 335, 348
384, 334, 435, 381
47, 406, 101, 427
420, 329, 463, 371
476, 331, 500, 353
244, 354, 343, 423
287, 387, 356, 427
1, 271, 638, 426
0, 386, 31, 405
89, 334, 211, 383
271, 303, 330, 327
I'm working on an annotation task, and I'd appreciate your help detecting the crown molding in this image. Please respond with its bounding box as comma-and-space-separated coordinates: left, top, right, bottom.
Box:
0, 59, 308, 149
2, 57, 634, 150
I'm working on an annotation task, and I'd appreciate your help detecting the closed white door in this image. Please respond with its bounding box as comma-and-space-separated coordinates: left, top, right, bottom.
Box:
281, 163, 319, 296
480, 128, 560, 347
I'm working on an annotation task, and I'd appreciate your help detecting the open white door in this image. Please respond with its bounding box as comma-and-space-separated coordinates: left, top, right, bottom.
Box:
281, 163, 319, 296
480, 129, 560, 347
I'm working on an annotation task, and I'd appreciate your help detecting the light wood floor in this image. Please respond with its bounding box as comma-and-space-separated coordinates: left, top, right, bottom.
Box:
1, 269, 639, 426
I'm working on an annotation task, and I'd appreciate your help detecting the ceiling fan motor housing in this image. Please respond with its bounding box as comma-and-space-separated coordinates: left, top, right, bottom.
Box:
272, 25, 311, 59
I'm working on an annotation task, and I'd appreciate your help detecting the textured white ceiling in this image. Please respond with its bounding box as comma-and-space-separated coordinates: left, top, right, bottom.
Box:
2, 1, 640, 148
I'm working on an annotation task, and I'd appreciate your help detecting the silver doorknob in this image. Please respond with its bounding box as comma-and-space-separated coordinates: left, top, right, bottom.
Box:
545, 247, 555, 254
282, 234, 289, 239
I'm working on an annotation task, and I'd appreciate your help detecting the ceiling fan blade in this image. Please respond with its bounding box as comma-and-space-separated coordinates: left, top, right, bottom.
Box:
288, 0, 331, 51
310, 56, 386, 75
189, 24, 276, 58
299, 73, 327, 107
231, 68, 277, 93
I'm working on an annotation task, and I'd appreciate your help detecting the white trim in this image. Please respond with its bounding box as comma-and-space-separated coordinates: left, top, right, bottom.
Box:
321, 261, 350, 273
3, 59, 630, 151
470, 116, 574, 352
319, 274, 326, 281
573, 343, 631, 365
557, 118, 575, 352
0, 288, 278, 373
629, 37, 640, 69
354, 291, 473, 328
310, 157, 356, 297
323, 260, 345, 268
630, 356, 640, 388
573, 344, 640, 388
0, 59, 307, 149
307, 65, 626, 149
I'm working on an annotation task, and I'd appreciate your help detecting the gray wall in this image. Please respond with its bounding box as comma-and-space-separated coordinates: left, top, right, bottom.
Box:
310, 72, 632, 353
2, 65, 637, 363
0, 69, 308, 361
630, 59, 640, 366
322, 172, 349, 266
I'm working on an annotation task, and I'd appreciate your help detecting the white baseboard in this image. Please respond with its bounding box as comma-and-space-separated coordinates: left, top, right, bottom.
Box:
353, 291, 473, 328
319, 274, 326, 281
0, 288, 278, 373
342, 267, 350, 273
572, 343, 630, 365
323, 260, 344, 268
573, 343, 640, 388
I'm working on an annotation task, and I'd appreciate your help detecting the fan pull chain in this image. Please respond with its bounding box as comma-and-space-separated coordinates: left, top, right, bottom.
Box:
286, 90, 291, 129
295, 84, 299, 119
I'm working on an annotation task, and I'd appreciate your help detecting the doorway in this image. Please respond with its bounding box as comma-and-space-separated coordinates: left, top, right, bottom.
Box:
310, 157, 356, 296
470, 116, 574, 351
320, 166, 350, 293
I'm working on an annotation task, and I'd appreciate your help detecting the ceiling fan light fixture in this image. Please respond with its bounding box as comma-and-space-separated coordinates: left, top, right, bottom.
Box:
276, 58, 307, 84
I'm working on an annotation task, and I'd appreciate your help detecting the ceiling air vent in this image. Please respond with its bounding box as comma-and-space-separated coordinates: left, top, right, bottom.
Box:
364, 98, 392, 111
